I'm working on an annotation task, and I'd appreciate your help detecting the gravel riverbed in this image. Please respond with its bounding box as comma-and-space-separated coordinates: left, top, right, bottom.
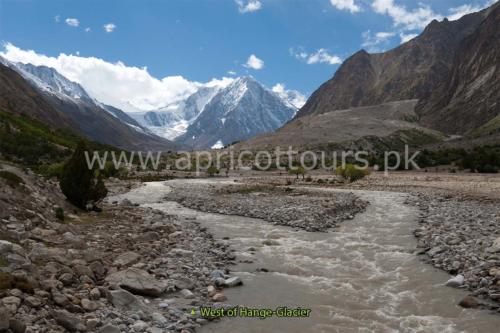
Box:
164, 181, 368, 232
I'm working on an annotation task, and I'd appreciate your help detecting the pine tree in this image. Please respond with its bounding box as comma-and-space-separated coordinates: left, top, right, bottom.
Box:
59, 141, 107, 209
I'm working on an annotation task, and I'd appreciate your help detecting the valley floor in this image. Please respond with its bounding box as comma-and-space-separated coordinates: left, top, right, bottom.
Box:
2, 164, 500, 332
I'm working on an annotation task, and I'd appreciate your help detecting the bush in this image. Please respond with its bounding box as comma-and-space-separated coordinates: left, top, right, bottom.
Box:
206, 166, 219, 177
335, 164, 370, 182
55, 207, 65, 221
59, 141, 108, 209
0, 170, 24, 188
288, 166, 306, 180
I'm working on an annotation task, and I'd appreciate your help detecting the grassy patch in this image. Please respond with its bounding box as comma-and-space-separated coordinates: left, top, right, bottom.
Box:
470, 114, 500, 137
0, 110, 121, 170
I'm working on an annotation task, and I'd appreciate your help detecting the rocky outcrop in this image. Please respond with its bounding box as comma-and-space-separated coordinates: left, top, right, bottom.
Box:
296, 8, 487, 118
416, 2, 500, 135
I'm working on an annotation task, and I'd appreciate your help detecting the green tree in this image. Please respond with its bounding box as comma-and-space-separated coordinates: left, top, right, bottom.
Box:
59, 141, 108, 209
207, 166, 219, 177
288, 166, 306, 180
335, 164, 370, 182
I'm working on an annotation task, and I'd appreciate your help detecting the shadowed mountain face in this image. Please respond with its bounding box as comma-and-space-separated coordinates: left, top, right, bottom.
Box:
296, 8, 488, 119
0, 60, 177, 152
0, 63, 76, 130
416, 3, 500, 135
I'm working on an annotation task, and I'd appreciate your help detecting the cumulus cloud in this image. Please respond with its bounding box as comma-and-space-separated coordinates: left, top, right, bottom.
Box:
371, 0, 442, 30
446, 4, 483, 21
103, 23, 116, 33
361, 30, 396, 52
272, 83, 307, 109
227, 70, 237, 76
399, 32, 418, 43
330, 0, 361, 13
0, 43, 232, 112
236, 0, 262, 13
290, 47, 342, 65
54, 15, 60, 23
65, 18, 80, 27
244, 54, 264, 70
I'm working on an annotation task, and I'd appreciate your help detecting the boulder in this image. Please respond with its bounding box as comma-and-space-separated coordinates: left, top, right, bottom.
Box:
108, 289, 148, 312
458, 295, 479, 308
106, 268, 166, 297
445, 274, 464, 288
224, 276, 243, 287
112, 251, 140, 267
51, 309, 87, 332
487, 237, 500, 253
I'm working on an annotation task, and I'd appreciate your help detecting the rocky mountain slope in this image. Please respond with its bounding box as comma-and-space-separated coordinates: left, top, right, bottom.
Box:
238, 100, 442, 152
416, 2, 500, 135
0, 62, 76, 131
0, 59, 176, 152
296, 6, 489, 118
175, 76, 297, 149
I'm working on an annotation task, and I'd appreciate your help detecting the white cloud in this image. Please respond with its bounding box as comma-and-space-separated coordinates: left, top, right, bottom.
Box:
446, 4, 483, 21
361, 30, 396, 52
85, 27, 91, 32
244, 54, 264, 70
103, 23, 116, 33
399, 32, 418, 43
371, 0, 442, 30
54, 15, 60, 23
291, 47, 342, 65
272, 83, 307, 109
0, 43, 232, 112
236, 0, 262, 13
330, 0, 361, 13
227, 70, 237, 76
65, 18, 80, 27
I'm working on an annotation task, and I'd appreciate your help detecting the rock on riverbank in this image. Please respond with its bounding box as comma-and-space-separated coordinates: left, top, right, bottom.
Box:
164, 182, 368, 232
0, 166, 241, 332
408, 192, 500, 310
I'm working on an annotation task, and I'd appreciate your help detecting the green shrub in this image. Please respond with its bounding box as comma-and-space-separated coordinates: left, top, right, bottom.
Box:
55, 207, 65, 221
0, 170, 24, 188
59, 141, 108, 209
288, 166, 306, 180
335, 164, 370, 182
207, 166, 219, 177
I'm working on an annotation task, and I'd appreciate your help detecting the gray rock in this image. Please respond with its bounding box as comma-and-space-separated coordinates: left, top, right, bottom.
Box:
51, 309, 87, 332
106, 268, 166, 297
98, 324, 121, 333
487, 237, 500, 253
9, 318, 26, 333
108, 289, 148, 312
224, 276, 243, 287
113, 251, 141, 267
445, 274, 464, 288
180, 289, 194, 299
0, 307, 10, 330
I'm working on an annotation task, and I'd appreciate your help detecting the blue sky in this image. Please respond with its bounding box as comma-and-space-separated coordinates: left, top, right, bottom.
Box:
0, 0, 495, 111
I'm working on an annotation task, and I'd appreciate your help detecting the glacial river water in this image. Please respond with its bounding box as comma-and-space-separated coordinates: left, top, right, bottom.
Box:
116, 180, 500, 333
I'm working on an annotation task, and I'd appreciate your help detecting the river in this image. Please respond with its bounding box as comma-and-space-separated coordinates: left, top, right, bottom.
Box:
114, 179, 500, 333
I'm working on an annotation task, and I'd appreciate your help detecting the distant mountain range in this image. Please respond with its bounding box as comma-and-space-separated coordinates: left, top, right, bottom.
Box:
0, 57, 299, 151
248, 1, 500, 151
131, 76, 298, 149
0, 57, 176, 151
